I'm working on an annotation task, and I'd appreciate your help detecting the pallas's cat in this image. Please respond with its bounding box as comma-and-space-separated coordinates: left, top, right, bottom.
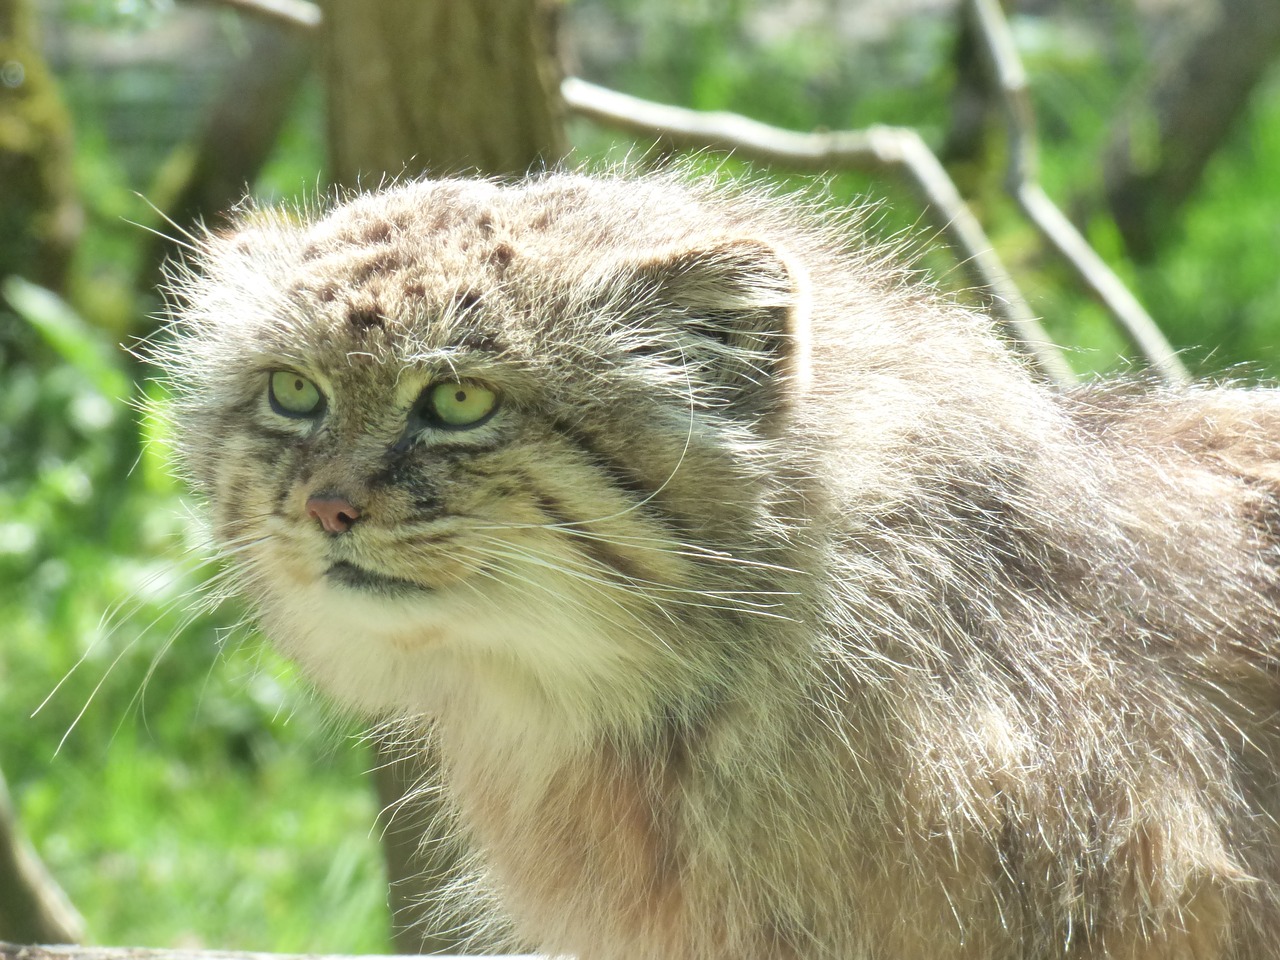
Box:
157, 172, 1280, 959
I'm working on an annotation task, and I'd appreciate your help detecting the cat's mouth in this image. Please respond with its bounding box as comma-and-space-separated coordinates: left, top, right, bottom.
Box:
325, 560, 431, 596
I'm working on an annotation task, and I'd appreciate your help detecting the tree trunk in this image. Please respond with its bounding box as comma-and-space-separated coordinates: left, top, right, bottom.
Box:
315, 0, 567, 951
0, 0, 80, 292
142, 14, 313, 292
0, 769, 84, 945
1101, 0, 1280, 260
940, 0, 995, 169
319, 0, 565, 184
371, 739, 479, 956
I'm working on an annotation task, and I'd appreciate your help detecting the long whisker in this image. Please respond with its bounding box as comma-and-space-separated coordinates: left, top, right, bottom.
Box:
466, 518, 802, 575
39, 525, 272, 752
124, 216, 202, 257
458, 543, 681, 653
471, 532, 794, 605
132, 191, 206, 250
34, 542, 220, 720
470, 534, 798, 623
519, 340, 701, 534
480, 542, 794, 617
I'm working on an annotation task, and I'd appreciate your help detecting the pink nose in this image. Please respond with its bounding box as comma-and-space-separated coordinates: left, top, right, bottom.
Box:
306, 496, 362, 534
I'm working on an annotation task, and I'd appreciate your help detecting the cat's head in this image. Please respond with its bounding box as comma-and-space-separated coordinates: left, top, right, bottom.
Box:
156, 173, 817, 736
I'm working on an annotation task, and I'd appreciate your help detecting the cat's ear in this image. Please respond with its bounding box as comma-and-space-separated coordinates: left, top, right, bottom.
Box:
627, 238, 811, 417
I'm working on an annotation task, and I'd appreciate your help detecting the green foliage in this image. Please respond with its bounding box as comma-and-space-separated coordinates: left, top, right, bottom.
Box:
1133, 72, 1280, 374
1010, 13, 1280, 377
4, 0, 1279, 952
0, 0, 79, 290
0, 281, 388, 949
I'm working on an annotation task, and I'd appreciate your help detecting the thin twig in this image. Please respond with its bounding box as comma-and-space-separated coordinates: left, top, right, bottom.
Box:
196, 0, 321, 31
966, 0, 1190, 384
562, 77, 1075, 384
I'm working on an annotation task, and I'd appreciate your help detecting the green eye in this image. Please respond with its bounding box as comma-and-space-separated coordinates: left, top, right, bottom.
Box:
268, 371, 325, 418
426, 381, 498, 428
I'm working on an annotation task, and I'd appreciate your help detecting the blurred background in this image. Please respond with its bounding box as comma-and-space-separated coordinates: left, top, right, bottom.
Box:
1, 0, 1277, 951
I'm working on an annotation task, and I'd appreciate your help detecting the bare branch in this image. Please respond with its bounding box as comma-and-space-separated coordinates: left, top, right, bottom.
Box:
194, 0, 321, 31
0, 772, 84, 945
562, 77, 1075, 384
566, 77, 883, 170
966, 0, 1190, 384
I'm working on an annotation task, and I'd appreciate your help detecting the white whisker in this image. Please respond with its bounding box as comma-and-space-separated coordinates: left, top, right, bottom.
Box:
470, 534, 798, 623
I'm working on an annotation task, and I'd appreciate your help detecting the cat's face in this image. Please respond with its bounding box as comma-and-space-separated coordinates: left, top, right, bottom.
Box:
160, 175, 811, 733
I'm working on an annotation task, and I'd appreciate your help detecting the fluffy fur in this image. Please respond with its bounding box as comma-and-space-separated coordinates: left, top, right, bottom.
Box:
157, 170, 1280, 959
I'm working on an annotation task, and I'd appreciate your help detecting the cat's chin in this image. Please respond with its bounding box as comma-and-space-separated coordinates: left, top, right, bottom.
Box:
256, 559, 676, 728
324, 560, 432, 597
255, 569, 461, 715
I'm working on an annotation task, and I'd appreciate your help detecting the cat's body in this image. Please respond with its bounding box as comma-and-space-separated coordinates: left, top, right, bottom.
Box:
159, 171, 1280, 959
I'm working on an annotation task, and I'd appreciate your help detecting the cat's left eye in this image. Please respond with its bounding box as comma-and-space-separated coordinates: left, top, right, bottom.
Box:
268, 371, 325, 418
424, 381, 498, 429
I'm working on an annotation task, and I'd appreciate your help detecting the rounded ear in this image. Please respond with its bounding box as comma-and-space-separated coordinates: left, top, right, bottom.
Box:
625, 238, 811, 419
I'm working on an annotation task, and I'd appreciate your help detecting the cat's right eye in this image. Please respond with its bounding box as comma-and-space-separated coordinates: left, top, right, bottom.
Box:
268, 371, 325, 419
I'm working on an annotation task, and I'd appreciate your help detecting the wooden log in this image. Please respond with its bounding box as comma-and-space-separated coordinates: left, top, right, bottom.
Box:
0, 947, 543, 960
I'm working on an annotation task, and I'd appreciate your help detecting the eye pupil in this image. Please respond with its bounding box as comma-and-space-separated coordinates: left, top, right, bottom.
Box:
454, 390, 467, 402
294, 378, 304, 392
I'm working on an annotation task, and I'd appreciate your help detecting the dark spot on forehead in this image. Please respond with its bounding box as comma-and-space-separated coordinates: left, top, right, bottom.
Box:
288, 277, 341, 304
359, 220, 393, 244
453, 290, 483, 313
349, 248, 398, 282
347, 294, 385, 331
349, 307, 384, 331
455, 329, 505, 354
489, 242, 515, 271
476, 212, 494, 234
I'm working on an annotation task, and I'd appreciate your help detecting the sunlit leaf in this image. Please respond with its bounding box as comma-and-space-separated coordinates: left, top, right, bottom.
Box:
2, 277, 132, 403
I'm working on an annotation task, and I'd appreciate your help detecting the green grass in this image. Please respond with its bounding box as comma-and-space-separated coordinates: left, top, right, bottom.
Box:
21, 716, 387, 950
0, 281, 390, 949
0, 441, 392, 948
